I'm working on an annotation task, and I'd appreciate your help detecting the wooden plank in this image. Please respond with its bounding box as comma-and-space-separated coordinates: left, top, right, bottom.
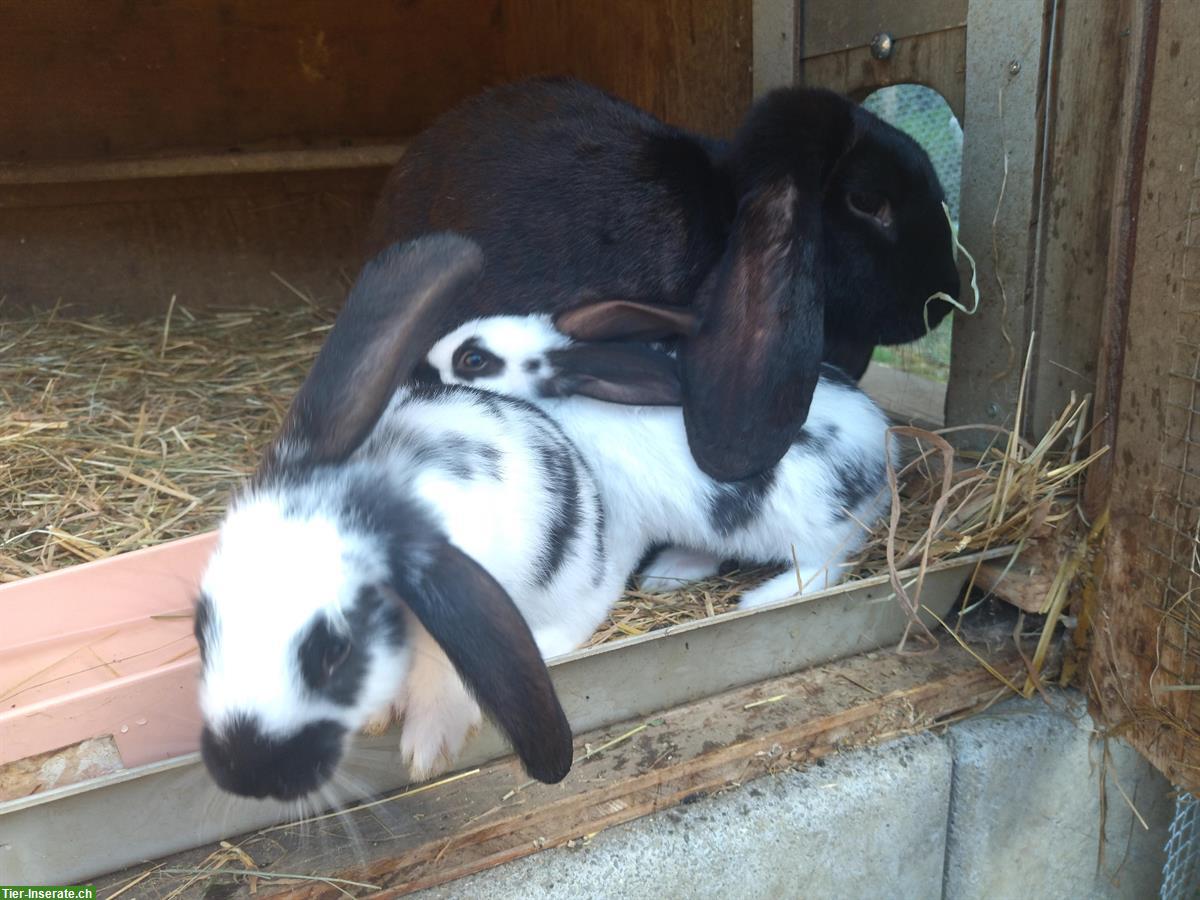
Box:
0, 737, 123, 803
799, 0, 967, 60
0, 168, 386, 315
944, 0, 1050, 441
1, 0, 752, 316
1082, 0, 1162, 519
494, 0, 752, 138
0, 144, 407, 187
95, 635, 1036, 898
973, 540, 1063, 616
1028, 0, 1140, 437
1089, 0, 1200, 794
753, 0, 797, 97
0, 1, 751, 165
0, 1, 498, 163
800, 26, 966, 121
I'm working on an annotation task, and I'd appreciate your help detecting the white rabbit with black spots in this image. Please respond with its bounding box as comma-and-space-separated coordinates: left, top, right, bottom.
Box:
426, 302, 895, 608
195, 235, 629, 800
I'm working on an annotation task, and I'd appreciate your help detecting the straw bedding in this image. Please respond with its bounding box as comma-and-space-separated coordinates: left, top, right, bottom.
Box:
0, 302, 333, 579
0, 301, 1099, 644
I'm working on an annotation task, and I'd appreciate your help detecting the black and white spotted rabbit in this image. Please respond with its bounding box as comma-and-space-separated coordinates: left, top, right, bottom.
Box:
426, 304, 895, 607
195, 235, 631, 800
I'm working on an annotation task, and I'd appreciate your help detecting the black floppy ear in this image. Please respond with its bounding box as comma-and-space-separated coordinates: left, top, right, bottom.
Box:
555, 300, 699, 343
543, 342, 683, 406
271, 234, 483, 468
395, 540, 573, 784
680, 179, 824, 482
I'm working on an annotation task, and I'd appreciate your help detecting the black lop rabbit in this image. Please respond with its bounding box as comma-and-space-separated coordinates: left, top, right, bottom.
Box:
367, 78, 961, 482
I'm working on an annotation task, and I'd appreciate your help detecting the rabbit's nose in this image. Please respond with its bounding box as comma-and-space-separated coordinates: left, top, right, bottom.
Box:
201, 714, 346, 800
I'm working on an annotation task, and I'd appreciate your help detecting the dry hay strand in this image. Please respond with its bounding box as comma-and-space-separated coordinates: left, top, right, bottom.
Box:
581, 395, 1102, 649
2, 305, 1104, 652
0, 302, 333, 581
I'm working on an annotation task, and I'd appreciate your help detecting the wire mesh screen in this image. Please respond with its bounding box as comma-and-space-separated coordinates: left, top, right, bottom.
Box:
862, 84, 963, 226
1161, 792, 1200, 900
861, 84, 962, 382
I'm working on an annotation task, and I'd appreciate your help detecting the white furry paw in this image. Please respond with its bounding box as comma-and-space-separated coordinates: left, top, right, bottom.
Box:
399, 670, 483, 781
361, 703, 399, 737
533, 626, 586, 660
739, 567, 840, 610
637, 548, 722, 593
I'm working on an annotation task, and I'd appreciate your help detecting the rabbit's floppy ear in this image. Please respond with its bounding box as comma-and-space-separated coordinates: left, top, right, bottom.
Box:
680, 179, 824, 482
555, 300, 699, 343
390, 539, 574, 784
543, 342, 683, 406
272, 234, 483, 467
548, 299, 692, 406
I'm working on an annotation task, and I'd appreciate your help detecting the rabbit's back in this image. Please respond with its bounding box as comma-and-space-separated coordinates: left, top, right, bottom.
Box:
535, 373, 889, 567
367, 78, 730, 318
365, 382, 620, 651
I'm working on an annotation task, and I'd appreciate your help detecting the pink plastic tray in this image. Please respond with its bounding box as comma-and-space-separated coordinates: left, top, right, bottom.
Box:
0, 532, 217, 768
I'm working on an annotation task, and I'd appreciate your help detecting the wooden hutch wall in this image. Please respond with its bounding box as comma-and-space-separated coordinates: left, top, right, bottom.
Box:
1088, 0, 1200, 794
0, 0, 751, 316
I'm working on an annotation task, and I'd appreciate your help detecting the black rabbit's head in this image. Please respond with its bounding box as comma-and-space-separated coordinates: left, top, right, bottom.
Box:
727, 88, 959, 347
667, 88, 960, 481
822, 102, 960, 345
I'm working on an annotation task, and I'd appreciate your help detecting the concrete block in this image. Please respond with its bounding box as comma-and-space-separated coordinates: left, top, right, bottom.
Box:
415, 733, 952, 900
943, 690, 1173, 900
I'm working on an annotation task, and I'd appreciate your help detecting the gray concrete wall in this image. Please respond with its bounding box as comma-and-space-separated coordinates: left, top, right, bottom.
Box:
416, 691, 1176, 900
944, 695, 1172, 900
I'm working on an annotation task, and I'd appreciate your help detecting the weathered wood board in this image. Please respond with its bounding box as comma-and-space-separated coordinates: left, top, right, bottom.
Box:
1088, 0, 1200, 795
1, 0, 751, 315
96, 632, 1037, 898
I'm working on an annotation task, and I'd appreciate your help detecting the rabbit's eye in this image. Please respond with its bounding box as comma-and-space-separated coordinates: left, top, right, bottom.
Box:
300, 617, 355, 691
847, 191, 893, 230
848, 191, 886, 215
323, 634, 352, 678
453, 344, 502, 378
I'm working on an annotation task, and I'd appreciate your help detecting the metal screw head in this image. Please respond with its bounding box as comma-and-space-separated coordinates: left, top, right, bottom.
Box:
1009, 59, 1022, 76
870, 32, 894, 60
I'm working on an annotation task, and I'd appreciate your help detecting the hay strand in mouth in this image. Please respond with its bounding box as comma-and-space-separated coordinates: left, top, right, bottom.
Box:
924, 199, 981, 333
